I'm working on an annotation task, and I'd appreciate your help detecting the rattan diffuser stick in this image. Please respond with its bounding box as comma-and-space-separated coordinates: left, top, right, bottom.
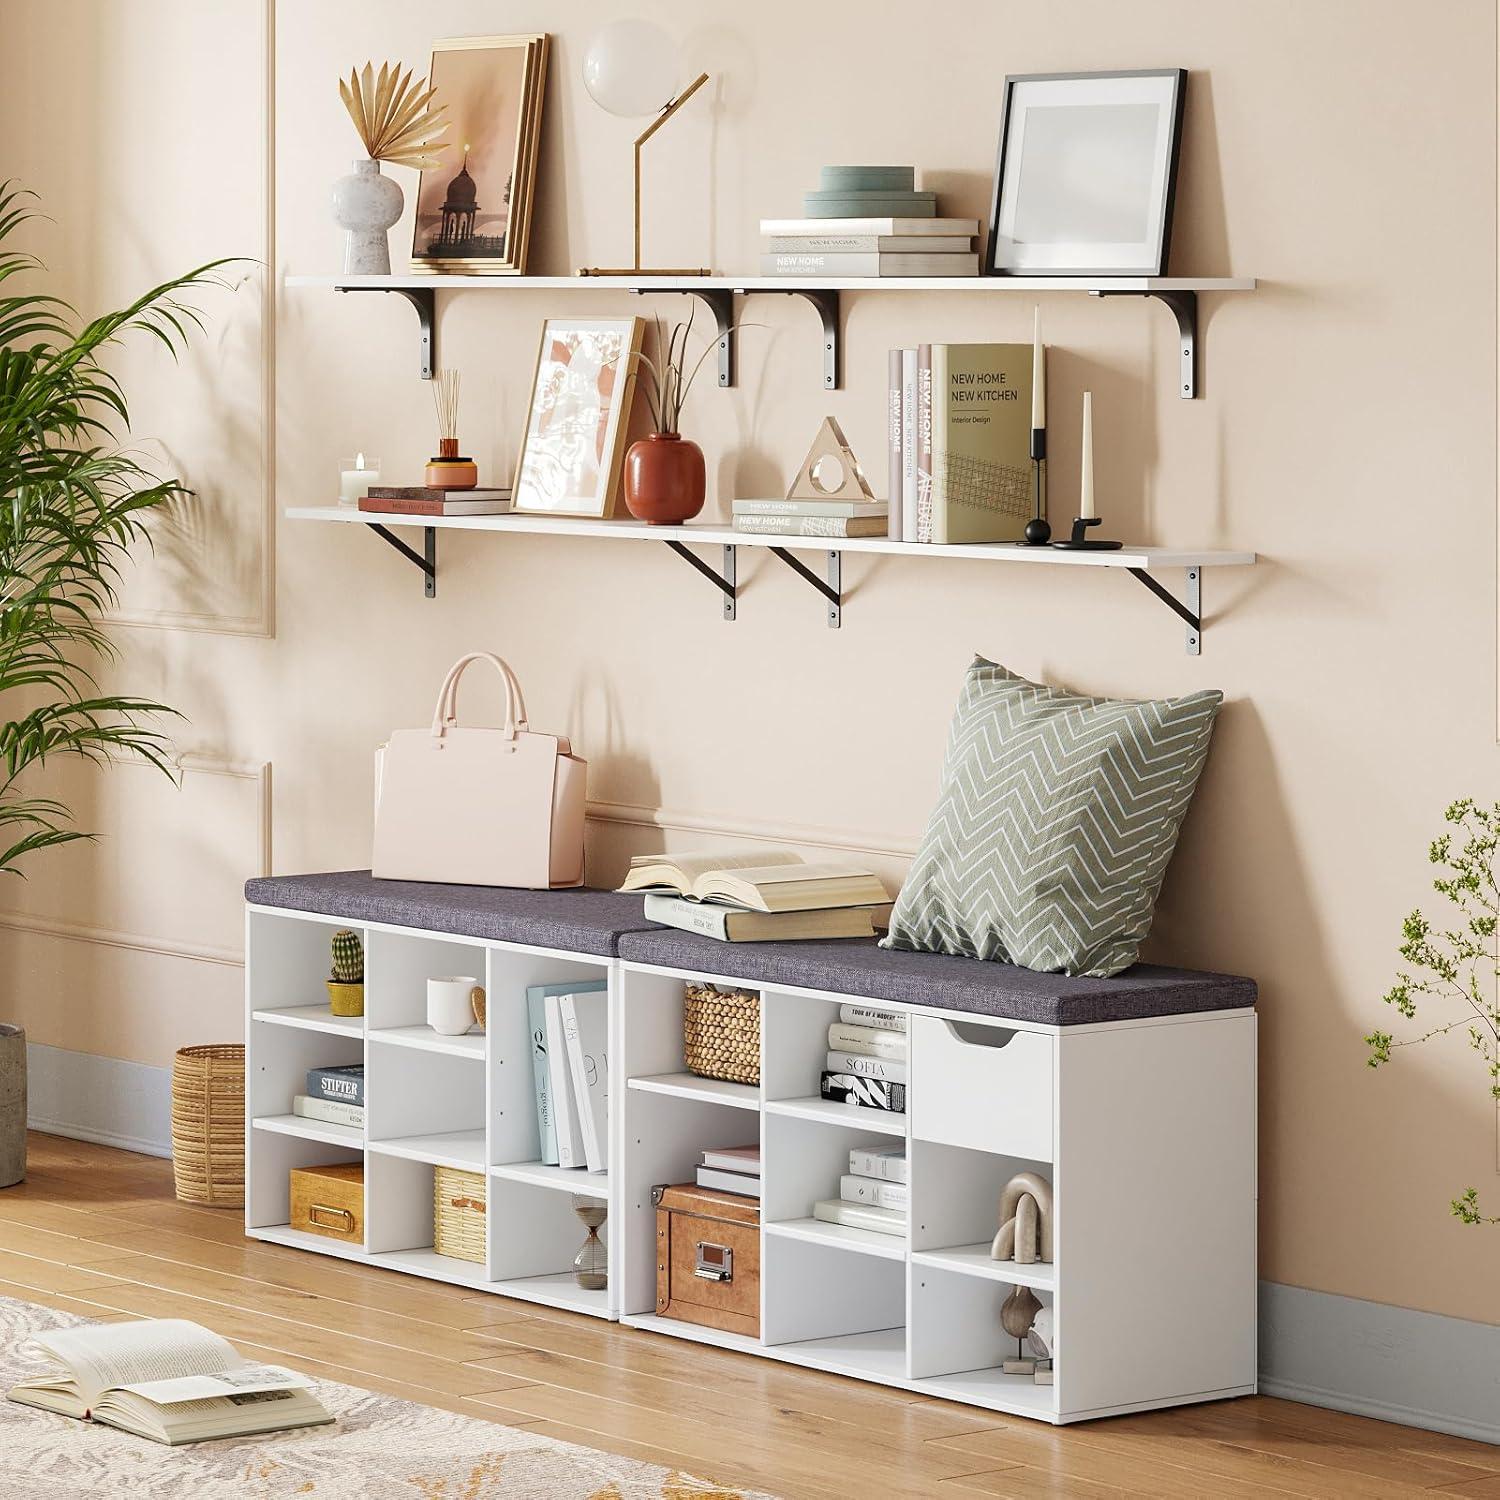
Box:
432, 368, 461, 445
425, 367, 478, 489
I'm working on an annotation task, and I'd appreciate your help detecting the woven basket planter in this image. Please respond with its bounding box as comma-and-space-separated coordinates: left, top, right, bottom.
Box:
683, 982, 761, 1086
171, 1044, 245, 1207
434, 1165, 487, 1263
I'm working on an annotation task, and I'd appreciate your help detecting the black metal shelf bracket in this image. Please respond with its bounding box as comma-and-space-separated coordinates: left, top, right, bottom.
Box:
780, 289, 842, 390
665, 540, 737, 620
769, 546, 843, 628
370, 524, 438, 598
338, 285, 436, 380
1128, 566, 1201, 654
1095, 288, 1198, 399
633, 287, 737, 387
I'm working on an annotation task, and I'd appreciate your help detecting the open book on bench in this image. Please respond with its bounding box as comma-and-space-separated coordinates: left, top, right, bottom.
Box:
8, 1318, 332, 1445
619, 848, 889, 913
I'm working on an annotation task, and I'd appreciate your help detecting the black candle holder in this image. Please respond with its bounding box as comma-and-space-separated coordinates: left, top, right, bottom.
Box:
1022, 432, 1050, 545
1051, 517, 1122, 551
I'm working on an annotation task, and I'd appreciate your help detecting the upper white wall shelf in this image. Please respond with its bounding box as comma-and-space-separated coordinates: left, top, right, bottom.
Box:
286, 505, 1255, 655
284, 272, 1256, 398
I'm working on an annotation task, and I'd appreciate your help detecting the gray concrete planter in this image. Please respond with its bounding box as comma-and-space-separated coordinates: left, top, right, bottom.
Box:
0, 1025, 23, 1187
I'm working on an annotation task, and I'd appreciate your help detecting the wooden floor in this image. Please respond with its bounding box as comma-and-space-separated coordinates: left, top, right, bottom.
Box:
1, 1136, 1496, 1498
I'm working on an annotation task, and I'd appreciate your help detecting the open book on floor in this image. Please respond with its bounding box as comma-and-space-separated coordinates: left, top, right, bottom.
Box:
8, 1318, 333, 1445
620, 849, 888, 913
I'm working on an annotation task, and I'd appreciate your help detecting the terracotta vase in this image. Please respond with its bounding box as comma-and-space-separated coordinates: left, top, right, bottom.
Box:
623, 432, 705, 524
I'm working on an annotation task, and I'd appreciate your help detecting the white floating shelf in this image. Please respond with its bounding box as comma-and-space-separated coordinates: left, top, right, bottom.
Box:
368, 1024, 485, 1059
367, 1129, 486, 1171
764, 1097, 908, 1137
627, 1072, 761, 1111
251, 1005, 362, 1037
251, 1114, 362, 1149
913, 1243, 1056, 1290
766, 1217, 907, 1261
490, 1159, 608, 1198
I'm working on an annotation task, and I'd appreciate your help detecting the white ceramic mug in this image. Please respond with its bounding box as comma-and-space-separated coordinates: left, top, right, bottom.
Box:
427, 976, 482, 1036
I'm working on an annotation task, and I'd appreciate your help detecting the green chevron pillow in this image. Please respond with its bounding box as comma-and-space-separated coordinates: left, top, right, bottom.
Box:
883, 658, 1222, 978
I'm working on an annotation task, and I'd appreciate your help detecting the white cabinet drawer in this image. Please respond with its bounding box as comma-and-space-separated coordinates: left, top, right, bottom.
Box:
911, 1016, 1053, 1162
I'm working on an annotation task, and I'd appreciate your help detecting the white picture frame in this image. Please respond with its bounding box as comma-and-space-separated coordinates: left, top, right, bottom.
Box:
986, 70, 1187, 277
511, 317, 643, 518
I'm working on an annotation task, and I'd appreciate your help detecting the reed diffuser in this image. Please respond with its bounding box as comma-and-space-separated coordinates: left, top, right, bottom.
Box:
424, 368, 478, 490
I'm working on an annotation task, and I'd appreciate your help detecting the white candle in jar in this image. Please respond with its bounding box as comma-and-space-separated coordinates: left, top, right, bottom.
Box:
1079, 393, 1094, 520
339, 451, 380, 505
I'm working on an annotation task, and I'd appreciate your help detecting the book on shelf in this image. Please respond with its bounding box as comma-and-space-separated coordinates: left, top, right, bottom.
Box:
732, 513, 888, 539
304, 1064, 363, 1108
811, 1198, 906, 1236
914, 342, 1034, 544
561, 988, 609, 1174
900, 348, 918, 542
887, 350, 904, 542
731, 498, 887, 518
696, 1165, 762, 1198
525, 985, 558, 1166
291, 1094, 364, 1130
620, 849, 888, 914
358, 496, 512, 517
363, 485, 512, 501
848, 1144, 908, 1183
7, 1318, 331, 1445
702, 1144, 761, 1175
767, 233, 972, 254
839, 1004, 907, 1033
643, 892, 891, 943
528, 980, 605, 1170
828, 1021, 909, 1058
821, 1071, 906, 1114
545, 994, 584, 1169
826, 1050, 908, 1083
839, 1172, 908, 1211
761, 251, 979, 277
759, 217, 980, 237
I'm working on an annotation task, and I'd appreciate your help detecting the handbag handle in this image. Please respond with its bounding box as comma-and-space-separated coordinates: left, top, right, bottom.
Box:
430, 653, 529, 740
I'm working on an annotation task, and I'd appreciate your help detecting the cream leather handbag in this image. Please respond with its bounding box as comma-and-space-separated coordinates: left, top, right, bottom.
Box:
372, 652, 586, 889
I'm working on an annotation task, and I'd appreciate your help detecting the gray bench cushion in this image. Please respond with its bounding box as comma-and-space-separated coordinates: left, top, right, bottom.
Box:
244, 871, 649, 958
615, 928, 1255, 1026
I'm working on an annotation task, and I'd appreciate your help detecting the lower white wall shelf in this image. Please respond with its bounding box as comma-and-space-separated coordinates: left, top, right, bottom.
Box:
245, 890, 1258, 1422
284, 507, 1254, 653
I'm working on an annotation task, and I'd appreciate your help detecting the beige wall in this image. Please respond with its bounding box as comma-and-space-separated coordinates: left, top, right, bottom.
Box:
0, 0, 1495, 1325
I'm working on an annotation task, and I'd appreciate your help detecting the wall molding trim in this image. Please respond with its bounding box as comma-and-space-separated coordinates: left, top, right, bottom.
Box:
1259, 1280, 1500, 1445
585, 798, 920, 862
26, 1044, 172, 1160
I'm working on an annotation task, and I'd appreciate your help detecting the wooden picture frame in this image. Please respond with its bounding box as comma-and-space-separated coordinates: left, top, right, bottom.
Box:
511, 317, 644, 519
985, 69, 1186, 277
411, 34, 549, 275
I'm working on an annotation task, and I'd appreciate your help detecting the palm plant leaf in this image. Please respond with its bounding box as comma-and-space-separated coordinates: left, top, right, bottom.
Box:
340, 60, 450, 170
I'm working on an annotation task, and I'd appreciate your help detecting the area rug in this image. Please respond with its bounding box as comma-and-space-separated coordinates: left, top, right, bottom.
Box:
0, 1296, 773, 1499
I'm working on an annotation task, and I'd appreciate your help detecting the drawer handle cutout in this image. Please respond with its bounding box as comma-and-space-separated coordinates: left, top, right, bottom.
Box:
943, 1020, 1021, 1049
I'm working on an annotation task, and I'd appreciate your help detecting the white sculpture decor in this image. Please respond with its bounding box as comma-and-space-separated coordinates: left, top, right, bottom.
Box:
1027, 1304, 1056, 1385
989, 1170, 1054, 1264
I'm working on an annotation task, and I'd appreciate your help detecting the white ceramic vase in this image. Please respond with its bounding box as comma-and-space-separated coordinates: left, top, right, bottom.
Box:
332, 158, 402, 275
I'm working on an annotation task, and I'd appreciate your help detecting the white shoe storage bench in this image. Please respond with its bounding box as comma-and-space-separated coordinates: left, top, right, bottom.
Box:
244, 872, 1257, 1424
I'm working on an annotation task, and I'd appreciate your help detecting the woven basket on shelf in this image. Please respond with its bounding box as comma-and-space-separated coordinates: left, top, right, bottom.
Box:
170, 1044, 245, 1207
683, 981, 760, 1086
434, 1165, 487, 1263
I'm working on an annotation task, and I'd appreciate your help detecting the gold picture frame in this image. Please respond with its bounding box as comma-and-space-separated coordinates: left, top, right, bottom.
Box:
411, 34, 549, 274
511, 318, 644, 519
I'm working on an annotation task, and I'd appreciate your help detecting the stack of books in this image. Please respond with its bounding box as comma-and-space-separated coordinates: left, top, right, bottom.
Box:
812, 1141, 908, 1237
695, 1144, 761, 1199
621, 849, 891, 943
761, 166, 979, 278
358, 485, 511, 518
820, 1003, 907, 1115
889, 342, 1036, 544
731, 496, 887, 541
525, 981, 609, 1172
294, 1063, 364, 1130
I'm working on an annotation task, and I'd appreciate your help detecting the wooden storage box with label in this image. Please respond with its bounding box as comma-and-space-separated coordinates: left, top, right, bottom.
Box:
290, 1161, 364, 1245
653, 1183, 760, 1338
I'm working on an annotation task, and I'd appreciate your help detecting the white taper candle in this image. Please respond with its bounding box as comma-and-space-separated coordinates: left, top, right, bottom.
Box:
1031, 307, 1046, 431
1080, 392, 1094, 520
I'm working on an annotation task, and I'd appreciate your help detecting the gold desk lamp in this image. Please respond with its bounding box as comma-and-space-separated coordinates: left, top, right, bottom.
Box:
578, 20, 710, 277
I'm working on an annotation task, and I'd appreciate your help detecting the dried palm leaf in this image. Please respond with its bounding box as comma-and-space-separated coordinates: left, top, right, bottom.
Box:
340, 60, 450, 169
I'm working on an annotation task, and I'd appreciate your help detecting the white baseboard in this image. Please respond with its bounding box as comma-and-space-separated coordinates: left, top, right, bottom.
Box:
25, 1043, 171, 1159
1260, 1280, 1500, 1445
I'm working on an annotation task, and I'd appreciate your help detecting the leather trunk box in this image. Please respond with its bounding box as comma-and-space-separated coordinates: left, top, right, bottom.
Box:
654, 1182, 760, 1338
290, 1161, 365, 1245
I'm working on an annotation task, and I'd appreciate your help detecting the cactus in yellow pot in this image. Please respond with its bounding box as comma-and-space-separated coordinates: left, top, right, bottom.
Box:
327, 930, 364, 1017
